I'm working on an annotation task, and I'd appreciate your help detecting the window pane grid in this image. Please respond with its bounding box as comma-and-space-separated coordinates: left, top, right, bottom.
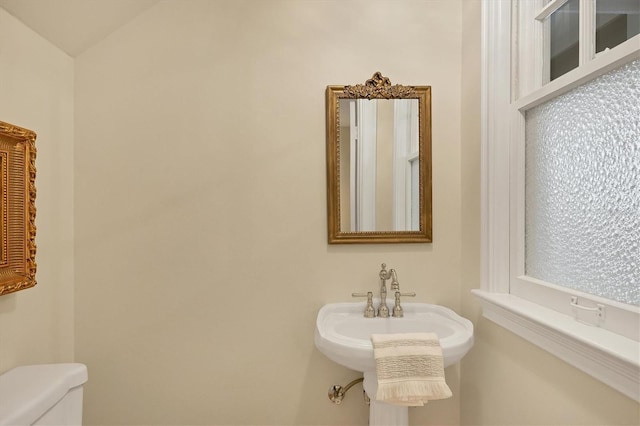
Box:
548, 0, 581, 80
596, 0, 640, 53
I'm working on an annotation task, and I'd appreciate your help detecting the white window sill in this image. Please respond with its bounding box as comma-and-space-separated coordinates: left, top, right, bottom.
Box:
472, 290, 640, 401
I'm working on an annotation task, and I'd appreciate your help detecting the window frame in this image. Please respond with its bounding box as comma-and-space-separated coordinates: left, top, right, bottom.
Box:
474, 0, 640, 402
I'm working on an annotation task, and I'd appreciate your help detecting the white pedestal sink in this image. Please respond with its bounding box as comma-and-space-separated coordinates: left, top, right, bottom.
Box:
315, 301, 474, 426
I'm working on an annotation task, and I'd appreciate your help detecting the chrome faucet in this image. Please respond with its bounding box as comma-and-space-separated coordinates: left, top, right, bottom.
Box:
354, 264, 414, 318
379, 263, 416, 317
378, 263, 399, 318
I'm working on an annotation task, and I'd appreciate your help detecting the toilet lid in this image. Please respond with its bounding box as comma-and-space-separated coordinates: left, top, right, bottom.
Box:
0, 363, 88, 425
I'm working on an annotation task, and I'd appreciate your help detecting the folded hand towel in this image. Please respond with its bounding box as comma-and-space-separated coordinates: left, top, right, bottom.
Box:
371, 332, 452, 406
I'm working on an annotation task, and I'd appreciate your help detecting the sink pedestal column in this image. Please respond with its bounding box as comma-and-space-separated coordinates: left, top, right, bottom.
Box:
369, 400, 408, 426
363, 372, 409, 426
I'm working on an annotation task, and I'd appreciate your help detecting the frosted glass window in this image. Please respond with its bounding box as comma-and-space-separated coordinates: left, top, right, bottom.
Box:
525, 59, 640, 306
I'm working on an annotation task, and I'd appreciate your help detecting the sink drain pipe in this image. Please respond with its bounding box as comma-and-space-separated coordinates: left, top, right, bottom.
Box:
328, 377, 369, 405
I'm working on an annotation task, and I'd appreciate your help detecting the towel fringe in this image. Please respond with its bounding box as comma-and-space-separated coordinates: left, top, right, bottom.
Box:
376, 379, 452, 406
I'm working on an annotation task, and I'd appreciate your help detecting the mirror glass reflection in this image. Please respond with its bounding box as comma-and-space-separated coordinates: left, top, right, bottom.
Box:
338, 98, 420, 232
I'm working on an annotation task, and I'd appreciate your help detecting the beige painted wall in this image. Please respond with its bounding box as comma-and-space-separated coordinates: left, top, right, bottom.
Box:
459, 1, 640, 425
3, 1, 636, 425
74, 1, 463, 424
0, 9, 75, 372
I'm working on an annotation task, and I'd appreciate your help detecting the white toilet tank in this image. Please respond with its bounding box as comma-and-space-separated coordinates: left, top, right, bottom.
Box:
0, 363, 88, 425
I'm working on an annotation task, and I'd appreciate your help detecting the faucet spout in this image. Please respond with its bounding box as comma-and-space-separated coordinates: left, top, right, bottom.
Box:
390, 269, 399, 292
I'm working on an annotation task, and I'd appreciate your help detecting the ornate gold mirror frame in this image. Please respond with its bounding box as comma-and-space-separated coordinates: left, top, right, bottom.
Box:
326, 72, 432, 244
0, 120, 37, 295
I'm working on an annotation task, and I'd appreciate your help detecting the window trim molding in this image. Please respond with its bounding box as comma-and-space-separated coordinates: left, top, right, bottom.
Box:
472, 290, 640, 401
480, 0, 512, 295
477, 0, 640, 402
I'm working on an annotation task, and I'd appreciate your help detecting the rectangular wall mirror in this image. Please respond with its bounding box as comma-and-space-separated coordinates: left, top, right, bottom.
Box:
0, 120, 37, 295
326, 73, 432, 243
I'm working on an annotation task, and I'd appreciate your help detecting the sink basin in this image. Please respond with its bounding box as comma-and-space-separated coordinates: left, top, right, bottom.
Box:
315, 301, 474, 372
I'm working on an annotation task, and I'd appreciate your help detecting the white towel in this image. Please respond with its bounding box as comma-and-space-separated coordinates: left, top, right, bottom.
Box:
371, 332, 452, 406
